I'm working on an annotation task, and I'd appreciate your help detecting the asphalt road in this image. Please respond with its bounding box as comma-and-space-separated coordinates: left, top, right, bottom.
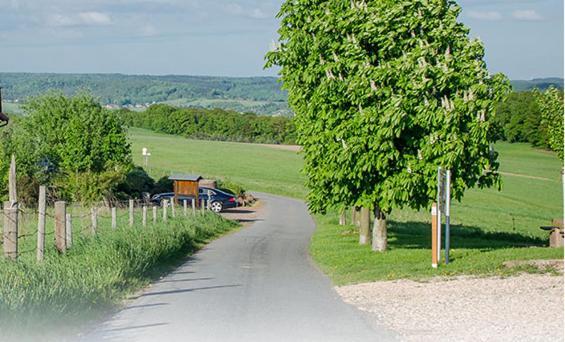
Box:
83, 193, 395, 342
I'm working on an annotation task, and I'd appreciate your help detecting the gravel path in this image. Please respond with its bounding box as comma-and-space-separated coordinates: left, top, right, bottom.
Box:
337, 274, 563, 342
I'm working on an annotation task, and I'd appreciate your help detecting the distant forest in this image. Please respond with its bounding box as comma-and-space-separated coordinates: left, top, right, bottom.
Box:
119, 104, 296, 145
0, 73, 562, 116
0, 73, 290, 115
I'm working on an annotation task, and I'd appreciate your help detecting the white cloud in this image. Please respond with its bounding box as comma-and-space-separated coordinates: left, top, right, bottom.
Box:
249, 8, 268, 19
224, 3, 269, 19
467, 10, 502, 21
141, 24, 158, 37
512, 10, 543, 21
78, 12, 111, 25
46, 11, 111, 27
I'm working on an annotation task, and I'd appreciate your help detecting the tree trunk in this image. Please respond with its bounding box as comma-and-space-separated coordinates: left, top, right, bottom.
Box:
351, 207, 357, 226
339, 209, 346, 225
359, 207, 371, 245
372, 206, 387, 252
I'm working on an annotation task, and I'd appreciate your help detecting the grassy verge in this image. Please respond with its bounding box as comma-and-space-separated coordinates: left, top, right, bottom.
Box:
311, 212, 563, 285
0, 212, 237, 334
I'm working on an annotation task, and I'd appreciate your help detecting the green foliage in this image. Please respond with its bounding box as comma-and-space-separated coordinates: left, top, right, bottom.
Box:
493, 91, 545, 145
535, 87, 564, 160
216, 179, 246, 196
115, 166, 155, 199
120, 104, 297, 145
0, 92, 132, 204
267, 0, 510, 214
0, 213, 237, 331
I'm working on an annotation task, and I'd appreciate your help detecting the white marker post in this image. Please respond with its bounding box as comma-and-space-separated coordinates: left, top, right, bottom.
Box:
437, 167, 443, 264
142, 147, 151, 169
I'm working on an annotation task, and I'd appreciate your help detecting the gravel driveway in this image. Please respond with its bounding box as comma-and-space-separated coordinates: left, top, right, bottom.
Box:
337, 274, 563, 342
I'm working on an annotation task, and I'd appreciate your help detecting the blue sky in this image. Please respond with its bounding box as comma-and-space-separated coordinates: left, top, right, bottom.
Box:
0, 0, 562, 79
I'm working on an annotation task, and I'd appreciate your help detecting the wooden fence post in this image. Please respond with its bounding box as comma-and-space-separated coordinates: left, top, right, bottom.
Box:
201, 199, 205, 213
162, 200, 168, 222
183, 200, 187, 216
152, 206, 157, 224
66, 213, 72, 249
129, 199, 134, 227
37, 186, 46, 262
171, 200, 176, 218
111, 207, 117, 229
142, 206, 147, 227
192, 198, 196, 215
54, 201, 66, 253
91, 207, 97, 235
8, 155, 17, 206
3, 201, 18, 259
339, 209, 346, 226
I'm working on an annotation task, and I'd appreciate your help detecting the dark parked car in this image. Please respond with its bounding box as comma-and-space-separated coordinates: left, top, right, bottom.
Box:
150, 187, 237, 213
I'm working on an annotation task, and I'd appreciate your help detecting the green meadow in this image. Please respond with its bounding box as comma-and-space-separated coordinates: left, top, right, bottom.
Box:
130, 128, 564, 284
129, 127, 305, 198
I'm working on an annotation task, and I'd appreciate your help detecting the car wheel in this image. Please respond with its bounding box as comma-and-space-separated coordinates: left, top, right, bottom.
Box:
210, 201, 223, 213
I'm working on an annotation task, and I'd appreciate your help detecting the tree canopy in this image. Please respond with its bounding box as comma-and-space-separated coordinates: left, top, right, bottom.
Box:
536, 87, 564, 161
0, 92, 132, 204
266, 0, 510, 216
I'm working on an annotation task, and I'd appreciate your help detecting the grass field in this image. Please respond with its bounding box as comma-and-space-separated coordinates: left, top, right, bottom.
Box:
130, 128, 564, 284
129, 127, 305, 198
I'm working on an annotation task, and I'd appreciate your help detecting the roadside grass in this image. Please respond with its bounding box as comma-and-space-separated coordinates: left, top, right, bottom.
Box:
0, 211, 237, 334
129, 127, 306, 198
311, 213, 562, 285
129, 128, 563, 284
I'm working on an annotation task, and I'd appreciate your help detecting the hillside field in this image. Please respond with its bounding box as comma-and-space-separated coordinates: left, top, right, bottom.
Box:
130, 128, 563, 283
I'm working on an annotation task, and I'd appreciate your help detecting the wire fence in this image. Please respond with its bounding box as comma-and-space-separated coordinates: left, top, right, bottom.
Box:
0, 189, 208, 262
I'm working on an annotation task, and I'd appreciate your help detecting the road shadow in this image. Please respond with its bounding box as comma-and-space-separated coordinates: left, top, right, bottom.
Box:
141, 284, 241, 297
121, 303, 170, 311
159, 277, 214, 283
104, 322, 169, 332
223, 209, 256, 214
388, 221, 546, 251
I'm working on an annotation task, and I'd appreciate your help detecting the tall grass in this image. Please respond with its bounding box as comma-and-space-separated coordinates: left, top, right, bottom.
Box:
0, 212, 237, 333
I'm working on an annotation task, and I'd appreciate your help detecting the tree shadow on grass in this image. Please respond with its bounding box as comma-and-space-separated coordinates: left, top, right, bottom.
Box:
388, 221, 547, 251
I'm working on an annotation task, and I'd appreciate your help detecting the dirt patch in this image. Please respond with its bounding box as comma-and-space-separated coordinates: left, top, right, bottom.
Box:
503, 259, 564, 272
262, 144, 301, 152
499, 171, 554, 182
337, 274, 564, 342
220, 200, 265, 226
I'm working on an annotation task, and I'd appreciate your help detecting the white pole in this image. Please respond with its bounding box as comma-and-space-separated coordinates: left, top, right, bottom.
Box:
437, 167, 442, 264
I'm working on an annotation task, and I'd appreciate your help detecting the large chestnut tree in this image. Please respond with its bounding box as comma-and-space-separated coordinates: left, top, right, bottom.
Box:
266, 0, 509, 251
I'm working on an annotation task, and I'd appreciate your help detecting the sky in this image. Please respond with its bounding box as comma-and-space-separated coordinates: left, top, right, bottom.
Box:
0, 0, 562, 80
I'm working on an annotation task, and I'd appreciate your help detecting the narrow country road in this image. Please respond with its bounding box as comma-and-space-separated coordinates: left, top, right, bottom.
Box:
83, 193, 395, 342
